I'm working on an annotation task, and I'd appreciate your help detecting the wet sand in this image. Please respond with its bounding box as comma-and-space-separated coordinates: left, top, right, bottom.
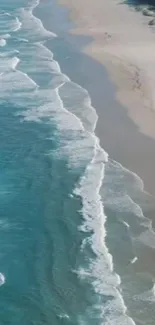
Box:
34, 2, 155, 324
59, 0, 155, 137
35, 0, 155, 198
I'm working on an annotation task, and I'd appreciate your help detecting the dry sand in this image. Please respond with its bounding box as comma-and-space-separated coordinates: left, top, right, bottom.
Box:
59, 0, 155, 139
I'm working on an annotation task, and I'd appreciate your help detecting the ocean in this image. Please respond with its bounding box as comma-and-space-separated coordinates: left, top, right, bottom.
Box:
0, 0, 155, 324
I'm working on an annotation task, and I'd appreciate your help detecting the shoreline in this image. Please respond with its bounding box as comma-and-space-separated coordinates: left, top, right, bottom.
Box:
33, 2, 155, 324
34, 0, 155, 198
59, 0, 155, 138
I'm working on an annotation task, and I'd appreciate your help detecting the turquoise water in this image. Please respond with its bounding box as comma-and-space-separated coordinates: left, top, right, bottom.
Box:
0, 0, 155, 324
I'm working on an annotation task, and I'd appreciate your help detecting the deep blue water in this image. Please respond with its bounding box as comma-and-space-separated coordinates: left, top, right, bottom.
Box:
0, 0, 155, 324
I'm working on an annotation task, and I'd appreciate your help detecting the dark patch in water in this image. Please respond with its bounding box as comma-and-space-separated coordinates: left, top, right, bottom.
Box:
124, 0, 155, 8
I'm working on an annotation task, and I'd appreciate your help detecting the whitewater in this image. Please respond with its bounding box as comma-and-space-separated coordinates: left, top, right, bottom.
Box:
0, 0, 154, 324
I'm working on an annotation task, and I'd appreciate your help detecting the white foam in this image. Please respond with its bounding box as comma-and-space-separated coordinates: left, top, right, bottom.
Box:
2, 34, 11, 39
6, 5, 136, 324
130, 256, 138, 264
102, 159, 155, 239
102, 161, 144, 215
0, 56, 21, 75
123, 221, 130, 228
58, 313, 70, 319
4, 7, 134, 321
11, 57, 20, 70
0, 3, 137, 324
0, 68, 38, 100
59, 81, 98, 133
0, 273, 5, 286
17, 37, 28, 42
0, 39, 6, 46
0, 49, 19, 58
15, 41, 69, 90
18, 6, 56, 42
74, 141, 135, 324
0, 12, 11, 17
13, 17, 22, 32
16, 46, 98, 166
0, 12, 20, 34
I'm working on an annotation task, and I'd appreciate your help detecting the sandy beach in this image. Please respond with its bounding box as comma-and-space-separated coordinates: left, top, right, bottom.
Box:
36, 0, 155, 195
47, 0, 155, 198
60, 0, 155, 138
33, 2, 155, 324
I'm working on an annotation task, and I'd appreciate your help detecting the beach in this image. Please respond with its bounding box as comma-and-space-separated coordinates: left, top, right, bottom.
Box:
59, 0, 155, 137
35, 1, 155, 324
45, 0, 155, 198
0, 0, 155, 324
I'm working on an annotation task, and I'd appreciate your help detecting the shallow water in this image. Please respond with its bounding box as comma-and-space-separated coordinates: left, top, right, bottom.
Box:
0, 0, 154, 324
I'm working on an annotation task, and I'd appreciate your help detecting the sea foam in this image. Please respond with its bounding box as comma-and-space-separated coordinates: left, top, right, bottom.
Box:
0, 1, 138, 324
0, 273, 5, 286
0, 38, 6, 46
18, 3, 136, 324
74, 143, 136, 324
